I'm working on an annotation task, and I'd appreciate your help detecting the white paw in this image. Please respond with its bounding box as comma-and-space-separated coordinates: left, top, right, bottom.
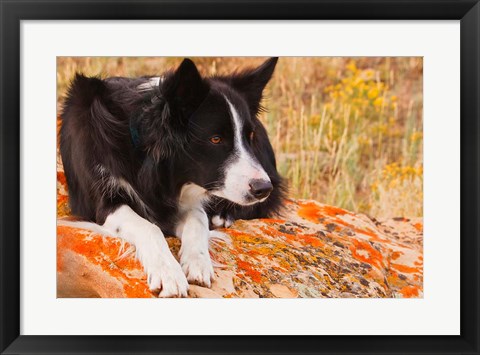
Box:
144, 255, 189, 298
180, 250, 215, 288
211, 215, 234, 228
102, 205, 189, 297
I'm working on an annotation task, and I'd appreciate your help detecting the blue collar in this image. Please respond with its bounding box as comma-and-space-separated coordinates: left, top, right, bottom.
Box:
129, 118, 141, 148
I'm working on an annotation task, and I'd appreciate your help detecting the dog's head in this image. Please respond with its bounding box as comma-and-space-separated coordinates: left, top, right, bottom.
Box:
146, 58, 279, 206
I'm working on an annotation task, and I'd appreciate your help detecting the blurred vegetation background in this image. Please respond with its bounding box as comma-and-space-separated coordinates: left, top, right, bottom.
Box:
57, 57, 423, 219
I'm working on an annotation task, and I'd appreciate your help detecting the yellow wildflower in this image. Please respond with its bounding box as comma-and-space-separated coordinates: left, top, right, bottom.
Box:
410, 131, 423, 142
346, 61, 357, 73
373, 97, 384, 108
368, 88, 379, 99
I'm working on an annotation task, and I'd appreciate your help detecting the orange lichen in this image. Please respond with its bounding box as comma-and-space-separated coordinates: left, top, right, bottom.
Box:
297, 201, 350, 223
258, 225, 324, 248
57, 171, 67, 186
349, 239, 384, 269
390, 251, 403, 260
123, 281, 152, 298
245, 249, 262, 262
385, 271, 407, 289
56, 245, 65, 272
321, 205, 349, 216
258, 218, 286, 224
390, 263, 420, 274
399, 285, 420, 298
259, 226, 292, 239
236, 259, 262, 283
226, 229, 261, 241
354, 227, 378, 239
296, 201, 392, 244
298, 233, 324, 247
413, 222, 423, 232
57, 226, 155, 298
57, 194, 68, 204
297, 201, 323, 222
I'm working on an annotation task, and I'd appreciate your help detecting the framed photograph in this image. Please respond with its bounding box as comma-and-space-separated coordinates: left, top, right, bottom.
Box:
1, 0, 479, 354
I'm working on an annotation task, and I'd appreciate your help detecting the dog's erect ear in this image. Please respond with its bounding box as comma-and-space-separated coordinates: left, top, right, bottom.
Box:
163, 58, 209, 119
138, 59, 209, 162
230, 57, 278, 114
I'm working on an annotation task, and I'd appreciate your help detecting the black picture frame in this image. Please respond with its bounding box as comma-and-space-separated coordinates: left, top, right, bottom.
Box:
1, 1, 479, 354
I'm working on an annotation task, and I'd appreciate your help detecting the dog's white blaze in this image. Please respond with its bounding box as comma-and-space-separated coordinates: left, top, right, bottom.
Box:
215, 97, 270, 205
103, 205, 188, 297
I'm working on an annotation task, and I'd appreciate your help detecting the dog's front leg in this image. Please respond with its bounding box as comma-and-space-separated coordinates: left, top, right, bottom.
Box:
103, 205, 188, 297
177, 207, 214, 287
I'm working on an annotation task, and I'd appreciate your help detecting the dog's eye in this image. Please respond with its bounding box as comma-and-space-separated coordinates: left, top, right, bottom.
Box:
249, 131, 255, 141
209, 136, 222, 145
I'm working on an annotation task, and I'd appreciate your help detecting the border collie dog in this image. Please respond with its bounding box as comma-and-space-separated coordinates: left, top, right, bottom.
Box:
60, 58, 286, 297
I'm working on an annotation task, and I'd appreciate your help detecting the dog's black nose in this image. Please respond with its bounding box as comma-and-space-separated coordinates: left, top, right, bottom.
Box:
249, 179, 273, 200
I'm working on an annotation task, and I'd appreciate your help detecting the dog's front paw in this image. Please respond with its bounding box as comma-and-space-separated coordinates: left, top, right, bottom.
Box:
146, 257, 189, 298
180, 250, 215, 288
211, 215, 234, 229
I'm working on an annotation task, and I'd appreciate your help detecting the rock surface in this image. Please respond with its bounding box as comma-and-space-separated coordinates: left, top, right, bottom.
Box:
58, 178, 423, 299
